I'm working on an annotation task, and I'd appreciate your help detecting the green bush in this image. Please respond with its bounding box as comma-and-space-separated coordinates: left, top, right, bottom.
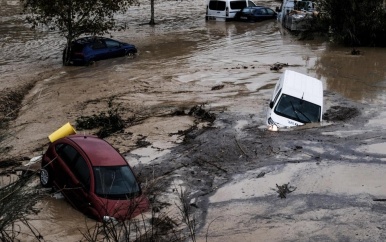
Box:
317, 0, 386, 46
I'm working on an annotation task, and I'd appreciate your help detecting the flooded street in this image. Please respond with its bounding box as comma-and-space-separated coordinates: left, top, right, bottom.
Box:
1, 0, 386, 241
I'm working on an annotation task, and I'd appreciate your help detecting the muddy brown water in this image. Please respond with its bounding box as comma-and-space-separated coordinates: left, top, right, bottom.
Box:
1, 0, 386, 241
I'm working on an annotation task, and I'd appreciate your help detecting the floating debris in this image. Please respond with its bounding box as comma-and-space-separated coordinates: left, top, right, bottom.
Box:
270, 62, 289, 71
323, 106, 359, 121
211, 84, 224, 91
276, 183, 296, 199
188, 105, 216, 123
351, 48, 361, 55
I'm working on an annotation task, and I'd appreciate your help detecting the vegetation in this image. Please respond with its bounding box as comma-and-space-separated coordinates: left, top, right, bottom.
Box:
0, 172, 42, 241
21, 0, 139, 65
81, 182, 197, 242
75, 106, 126, 138
317, 0, 386, 46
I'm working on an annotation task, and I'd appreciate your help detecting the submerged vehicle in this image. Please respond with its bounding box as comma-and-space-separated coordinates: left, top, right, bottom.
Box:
235, 6, 277, 22
63, 36, 137, 66
40, 135, 149, 221
267, 70, 323, 130
276, 0, 317, 31
206, 0, 256, 21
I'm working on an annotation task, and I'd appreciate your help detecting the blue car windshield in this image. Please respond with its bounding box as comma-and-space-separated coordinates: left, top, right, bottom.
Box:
274, 94, 321, 123
94, 166, 140, 199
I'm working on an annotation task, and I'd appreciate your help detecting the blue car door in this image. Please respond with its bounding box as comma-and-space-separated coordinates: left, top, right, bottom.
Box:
105, 39, 125, 58
90, 40, 108, 61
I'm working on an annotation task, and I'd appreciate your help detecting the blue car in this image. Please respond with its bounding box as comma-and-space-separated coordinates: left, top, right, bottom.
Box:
63, 37, 137, 66
235, 6, 277, 22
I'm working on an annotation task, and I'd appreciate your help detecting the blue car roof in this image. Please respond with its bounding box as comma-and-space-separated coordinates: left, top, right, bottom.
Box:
73, 37, 112, 45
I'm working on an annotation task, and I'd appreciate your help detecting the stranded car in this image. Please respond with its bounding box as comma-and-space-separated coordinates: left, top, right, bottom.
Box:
63, 36, 137, 66
235, 6, 277, 22
266, 70, 323, 130
206, 0, 257, 21
40, 135, 149, 221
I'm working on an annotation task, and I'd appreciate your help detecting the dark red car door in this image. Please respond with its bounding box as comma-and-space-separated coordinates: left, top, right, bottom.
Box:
54, 144, 90, 210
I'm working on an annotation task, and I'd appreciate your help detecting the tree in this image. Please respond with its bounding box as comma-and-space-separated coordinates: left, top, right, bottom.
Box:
317, 0, 386, 46
21, 0, 139, 65
149, 0, 155, 25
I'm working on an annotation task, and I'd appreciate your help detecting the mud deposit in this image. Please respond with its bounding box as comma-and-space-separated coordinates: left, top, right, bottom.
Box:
1, 0, 386, 241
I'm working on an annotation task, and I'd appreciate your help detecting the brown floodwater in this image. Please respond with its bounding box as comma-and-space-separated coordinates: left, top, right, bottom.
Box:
1, 0, 386, 240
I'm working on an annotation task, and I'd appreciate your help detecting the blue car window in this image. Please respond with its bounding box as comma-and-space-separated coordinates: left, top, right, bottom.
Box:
105, 40, 121, 48
242, 8, 250, 13
267, 8, 275, 15
92, 40, 106, 50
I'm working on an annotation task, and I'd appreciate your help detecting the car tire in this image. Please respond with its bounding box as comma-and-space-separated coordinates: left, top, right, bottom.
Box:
86, 59, 95, 66
40, 167, 53, 188
125, 50, 136, 58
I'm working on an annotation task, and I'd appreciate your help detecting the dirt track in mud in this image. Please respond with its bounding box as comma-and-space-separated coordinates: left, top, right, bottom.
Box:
2, 0, 386, 241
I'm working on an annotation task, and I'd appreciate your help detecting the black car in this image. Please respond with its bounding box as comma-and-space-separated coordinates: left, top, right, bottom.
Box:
235, 6, 277, 22
63, 37, 137, 66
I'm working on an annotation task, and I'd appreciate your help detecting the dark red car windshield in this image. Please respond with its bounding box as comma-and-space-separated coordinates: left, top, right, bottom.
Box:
94, 166, 140, 199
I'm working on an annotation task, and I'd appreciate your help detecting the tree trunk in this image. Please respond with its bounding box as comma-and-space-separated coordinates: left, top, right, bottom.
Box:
149, 0, 155, 25
63, 38, 72, 66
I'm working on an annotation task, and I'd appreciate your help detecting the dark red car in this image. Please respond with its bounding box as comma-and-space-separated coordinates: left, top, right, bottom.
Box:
40, 135, 149, 221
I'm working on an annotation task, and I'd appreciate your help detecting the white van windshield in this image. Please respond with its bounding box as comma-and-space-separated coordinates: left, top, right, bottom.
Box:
274, 94, 321, 123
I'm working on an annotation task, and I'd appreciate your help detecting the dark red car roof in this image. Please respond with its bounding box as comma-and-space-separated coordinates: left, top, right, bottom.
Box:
65, 135, 127, 167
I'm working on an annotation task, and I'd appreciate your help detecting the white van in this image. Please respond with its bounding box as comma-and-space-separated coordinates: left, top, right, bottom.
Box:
266, 70, 323, 129
206, 0, 257, 21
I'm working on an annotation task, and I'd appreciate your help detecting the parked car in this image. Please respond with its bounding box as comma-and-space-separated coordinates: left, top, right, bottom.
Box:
40, 134, 149, 221
206, 0, 257, 21
63, 36, 137, 66
235, 6, 277, 22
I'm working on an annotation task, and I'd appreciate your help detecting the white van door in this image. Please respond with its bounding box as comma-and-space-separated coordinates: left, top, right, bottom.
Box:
206, 0, 227, 21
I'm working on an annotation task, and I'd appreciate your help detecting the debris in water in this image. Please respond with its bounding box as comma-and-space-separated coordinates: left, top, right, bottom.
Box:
52, 192, 64, 199
24, 155, 42, 166
270, 62, 289, 71
276, 183, 296, 199
256, 172, 266, 178
188, 105, 216, 123
323, 106, 359, 121
211, 84, 224, 91
351, 49, 361, 55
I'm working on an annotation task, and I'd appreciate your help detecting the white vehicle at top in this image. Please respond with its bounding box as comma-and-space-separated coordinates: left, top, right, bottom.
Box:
267, 70, 323, 130
276, 0, 317, 31
206, 0, 256, 21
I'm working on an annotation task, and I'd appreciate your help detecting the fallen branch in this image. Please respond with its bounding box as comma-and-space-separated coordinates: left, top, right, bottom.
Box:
235, 136, 248, 158
197, 158, 227, 173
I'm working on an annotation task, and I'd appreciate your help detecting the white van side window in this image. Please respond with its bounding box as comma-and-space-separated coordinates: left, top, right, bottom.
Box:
209, 0, 226, 11
229, 1, 248, 10
247, 1, 256, 7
